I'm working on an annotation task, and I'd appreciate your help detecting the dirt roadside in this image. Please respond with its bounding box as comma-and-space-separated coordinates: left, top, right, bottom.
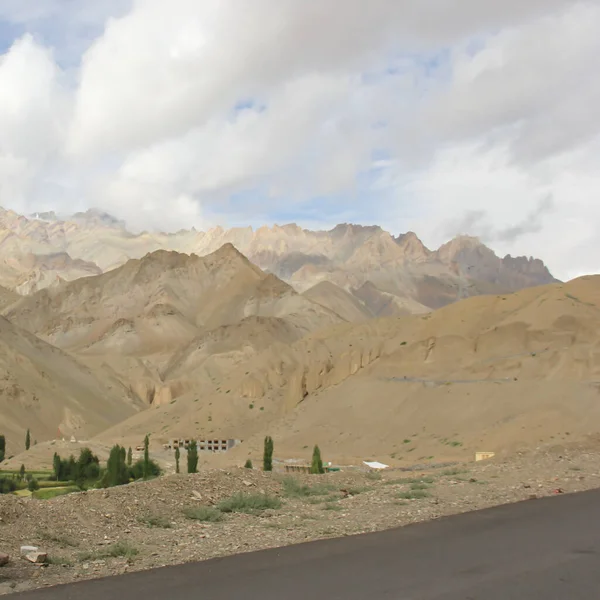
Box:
1, 443, 599, 595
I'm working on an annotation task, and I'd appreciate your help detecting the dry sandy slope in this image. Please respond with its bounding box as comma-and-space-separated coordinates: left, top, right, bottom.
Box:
302, 281, 374, 322
0, 316, 143, 453
95, 275, 600, 465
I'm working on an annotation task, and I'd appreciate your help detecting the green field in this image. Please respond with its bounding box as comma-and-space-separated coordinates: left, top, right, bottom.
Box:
33, 486, 79, 500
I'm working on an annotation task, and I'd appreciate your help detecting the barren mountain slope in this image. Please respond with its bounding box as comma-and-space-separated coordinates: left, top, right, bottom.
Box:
3, 244, 344, 355
302, 281, 374, 322
0, 285, 19, 311
0, 207, 558, 313
96, 276, 600, 464
0, 316, 143, 451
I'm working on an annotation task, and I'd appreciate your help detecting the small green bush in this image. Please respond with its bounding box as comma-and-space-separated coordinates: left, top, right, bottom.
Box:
410, 482, 430, 491
396, 489, 430, 500
79, 542, 138, 562
281, 477, 333, 498
183, 506, 223, 522
139, 515, 172, 528
217, 492, 282, 514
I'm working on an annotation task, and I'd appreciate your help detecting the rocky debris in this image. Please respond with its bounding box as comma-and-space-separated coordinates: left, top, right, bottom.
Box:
1, 445, 600, 595
24, 552, 47, 564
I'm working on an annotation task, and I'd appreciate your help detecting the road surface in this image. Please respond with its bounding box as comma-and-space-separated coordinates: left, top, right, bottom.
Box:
15, 488, 600, 599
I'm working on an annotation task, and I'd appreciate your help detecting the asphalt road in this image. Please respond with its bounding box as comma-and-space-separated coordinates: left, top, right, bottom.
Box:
14, 488, 600, 599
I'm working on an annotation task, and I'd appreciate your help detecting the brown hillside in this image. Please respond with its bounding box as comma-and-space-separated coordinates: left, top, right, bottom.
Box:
3, 244, 343, 354
0, 316, 143, 451
95, 276, 600, 464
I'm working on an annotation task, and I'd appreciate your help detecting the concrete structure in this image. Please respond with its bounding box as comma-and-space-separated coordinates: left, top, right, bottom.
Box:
163, 438, 240, 453
283, 464, 331, 474
475, 452, 496, 462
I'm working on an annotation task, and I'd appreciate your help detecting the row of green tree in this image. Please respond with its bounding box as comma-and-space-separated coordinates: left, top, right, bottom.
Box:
173, 441, 198, 474
53, 435, 160, 489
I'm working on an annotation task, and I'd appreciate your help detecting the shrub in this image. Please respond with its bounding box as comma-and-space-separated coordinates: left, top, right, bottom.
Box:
139, 515, 172, 528
397, 489, 430, 500
244, 459, 253, 469
130, 458, 161, 480
281, 477, 333, 498
0, 477, 17, 494
28, 477, 40, 492
217, 492, 282, 514
183, 506, 223, 522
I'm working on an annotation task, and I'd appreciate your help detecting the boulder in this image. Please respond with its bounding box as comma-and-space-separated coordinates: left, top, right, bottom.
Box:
0, 553, 9, 567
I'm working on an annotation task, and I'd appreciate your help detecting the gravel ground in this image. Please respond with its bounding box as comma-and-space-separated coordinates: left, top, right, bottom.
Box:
2, 443, 600, 595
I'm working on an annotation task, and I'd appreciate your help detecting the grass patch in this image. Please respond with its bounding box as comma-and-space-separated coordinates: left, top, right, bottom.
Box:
47, 555, 73, 566
346, 486, 369, 495
396, 490, 430, 500
410, 482, 431, 491
322, 503, 342, 511
442, 468, 468, 477
36, 480, 72, 489
385, 476, 434, 486
0, 470, 53, 478
366, 471, 382, 481
138, 515, 172, 528
38, 531, 78, 548
217, 492, 282, 514
33, 486, 78, 500
281, 477, 334, 498
183, 506, 223, 522
78, 542, 138, 562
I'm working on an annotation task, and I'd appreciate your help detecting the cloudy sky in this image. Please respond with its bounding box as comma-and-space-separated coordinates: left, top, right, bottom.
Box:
0, 0, 599, 279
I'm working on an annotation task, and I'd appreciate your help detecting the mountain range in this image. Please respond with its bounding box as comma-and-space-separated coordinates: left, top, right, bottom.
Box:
4, 204, 594, 469
0, 207, 557, 314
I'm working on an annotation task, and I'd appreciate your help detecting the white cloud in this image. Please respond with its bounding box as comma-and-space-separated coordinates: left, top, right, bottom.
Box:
0, 0, 599, 278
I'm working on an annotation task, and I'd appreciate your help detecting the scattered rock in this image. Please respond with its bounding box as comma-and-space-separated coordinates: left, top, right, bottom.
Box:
20, 546, 38, 556
0, 553, 9, 567
25, 552, 48, 564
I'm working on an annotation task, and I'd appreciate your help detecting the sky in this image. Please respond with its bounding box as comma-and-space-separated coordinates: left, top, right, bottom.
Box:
0, 1, 599, 280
